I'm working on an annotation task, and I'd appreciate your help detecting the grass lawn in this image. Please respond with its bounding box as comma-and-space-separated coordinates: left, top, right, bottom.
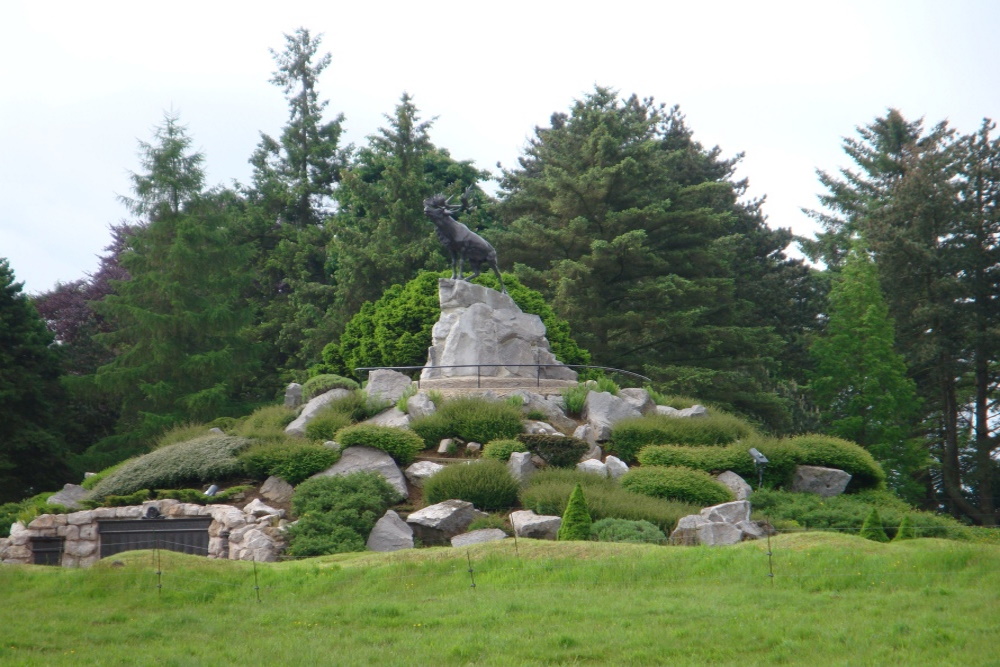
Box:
1, 533, 997, 665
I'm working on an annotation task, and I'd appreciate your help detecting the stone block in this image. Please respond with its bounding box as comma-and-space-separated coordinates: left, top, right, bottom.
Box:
367, 511, 414, 552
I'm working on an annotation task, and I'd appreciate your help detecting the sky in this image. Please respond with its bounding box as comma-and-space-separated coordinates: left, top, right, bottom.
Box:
2, 0, 999, 295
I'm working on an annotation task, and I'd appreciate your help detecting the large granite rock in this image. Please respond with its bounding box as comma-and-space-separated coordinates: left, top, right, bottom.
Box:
508, 451, 537, 483
311, 446, 407, 499
404, 461, 444, 487
791, 465, 852, 497
670, 500, 761, 546
509, 510, 561, 540
604, 455, 629, 479
363, 407, 411, 429
284, 382, 302, 408
47, 483, 92, 510
365, 369, 414, 405
406, 500, 486, 546
405, 392, 437, 418
285, 388, 353, 437
715, 471, 752, 501
510, 390, 578, 433
577, 458, 608, 477
618, 388, 655, 414
581, 391, 641, 441
367, 510, 414, 552
260, 476, 294, 504
421, 279, 576, 381
700, 500, 751, 525
451, 528, 508, 547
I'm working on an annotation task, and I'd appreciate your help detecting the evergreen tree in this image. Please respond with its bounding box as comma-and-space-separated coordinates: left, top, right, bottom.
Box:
0, 259, 70, 501
557, 483, 592, 541
859, 507, 890, 542
809, 243, 923, 500
499, 88, 789, 428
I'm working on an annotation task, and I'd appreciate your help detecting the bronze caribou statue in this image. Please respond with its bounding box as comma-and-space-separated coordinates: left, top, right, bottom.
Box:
423, 192, 507, 293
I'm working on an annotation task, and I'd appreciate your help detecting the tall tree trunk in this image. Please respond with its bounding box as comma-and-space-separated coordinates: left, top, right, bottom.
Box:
939, 369, 984, 522
974, 353, 997, 525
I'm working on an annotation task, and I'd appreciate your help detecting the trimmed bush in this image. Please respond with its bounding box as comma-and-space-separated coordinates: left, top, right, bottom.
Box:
482, 439, 529, 462
609, 412, 758, 463
621, 466, 734, 506
558, 483, 592, 540
233, 405, 297, 441
410, 397, 523, 447
518, 434, 588, 468
894, 514, 916, 541
590, 518, 667, 544
89, 436, 252, 498
334, 424, 424, 466
520, 469, 700, 534
304, 408, 354, 442
423, 460, 520, 511
239, 440, 341, 484
638, 437, 804, 488
302, 374, 359, 400
860, 507, 890, 542
287, 472, 401, 558
409, 411, 453, 450
788, 434, 886, 491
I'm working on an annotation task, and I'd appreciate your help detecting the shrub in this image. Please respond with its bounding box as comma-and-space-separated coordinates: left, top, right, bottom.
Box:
638, 437, 804, 488
0, 494, 73, 536
561, 384, 589, 417
96, 489, 153, 507
894, 514, 916, 541
787, 434, 886, 491
233, 405, 297, 441
594, 377, 620, 395
80, 459, 133, 490
89, 436, 252, 499
334, 424, 424, 466
304, 408, 354, 442
396, 384, 418, 412
520, 469, 700, 534
302, 374, 360, 400
518, 434, 588, 468
153, 487, 253, 505
153, 423, 215, 449
410, 397, 523, 446
239, 440, 341, 484
860, 507, 890, 542
558, 483, 592, 541
590, 518, 667, 544
423, 460, 520, 511
609, 412, 757, 463
621, 466, 734, 506
482, 439, 529, 462
287, 471, 401, 558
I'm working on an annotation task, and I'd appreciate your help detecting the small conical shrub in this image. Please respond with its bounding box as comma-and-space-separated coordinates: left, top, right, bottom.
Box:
859, 507, 889, 542
557, 483, 592, 541
894, 514, 916, 541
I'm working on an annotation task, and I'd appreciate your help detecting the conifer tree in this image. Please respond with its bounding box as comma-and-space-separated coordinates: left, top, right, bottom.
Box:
859, 507, 890, 542
557, 483, 592, 541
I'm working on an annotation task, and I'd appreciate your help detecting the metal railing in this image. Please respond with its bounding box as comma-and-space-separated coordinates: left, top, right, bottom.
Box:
354, 364, 651, 389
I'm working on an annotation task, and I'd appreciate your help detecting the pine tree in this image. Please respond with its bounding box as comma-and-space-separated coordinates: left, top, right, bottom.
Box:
809, 242, 924, 501
893, 514, 916, 541
859, 507, 890, 542
557, 483, 592, 541
0, 259, 70, 501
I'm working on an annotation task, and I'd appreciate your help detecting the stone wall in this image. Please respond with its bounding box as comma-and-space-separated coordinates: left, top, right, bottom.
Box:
0, 499, 286, 567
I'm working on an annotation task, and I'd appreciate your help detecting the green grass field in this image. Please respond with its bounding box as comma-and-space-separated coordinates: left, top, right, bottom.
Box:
1, 534, 997, 665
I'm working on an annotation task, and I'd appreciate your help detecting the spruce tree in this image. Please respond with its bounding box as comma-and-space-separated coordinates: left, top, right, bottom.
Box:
859, 507, 890, 543
557, 483, 592, 541
893, 514, 916, 541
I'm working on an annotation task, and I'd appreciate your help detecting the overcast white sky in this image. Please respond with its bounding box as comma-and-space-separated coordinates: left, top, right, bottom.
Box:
2, 0, 999, 295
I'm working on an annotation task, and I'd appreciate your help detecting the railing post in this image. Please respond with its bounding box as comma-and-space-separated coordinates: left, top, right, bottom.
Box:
537, 364, 541, 387
477, 365, 481, 388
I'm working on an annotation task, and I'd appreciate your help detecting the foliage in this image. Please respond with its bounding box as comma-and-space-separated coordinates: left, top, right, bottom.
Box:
466, 513, 513, 535
590, 518, 667, 545
0, 258, 71, 502
520, 469, 699, 533
517, 434, 589, 468
423, 460, 520, 511
593, 377, 620, 395
0, 493, 72, 537
233, 405, 297, 440
329, 271, 590, 379
396, 383, 418, 412
621, 466, 733, 506
239, 440, 340, 484
93, 489, 153, 507
302, 374, 360, 399
333, 424, 424, 466
153, 423, 216, 449
481, 439, 529, 462
303, 408, 354, 443
286, 472, 400, 557
859, 507, 890, 543
560, 384, 589, 417
557, 483, 592, 541
788, 434, 886, 491
637, 438, 804, 487
89, 435, 251, 498
609, 411, 757, 463
751, 489, 973, 540
410, 396, 523, 448
894, 514, 916, 541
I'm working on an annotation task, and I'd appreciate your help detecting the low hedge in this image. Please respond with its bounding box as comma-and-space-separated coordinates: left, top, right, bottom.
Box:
422, 460, 520, 511
520, 469, 699, 534
788, 434, 886, 490
303, 408, 354, 442
482, 439, 529, 461
233, 405, 298, 442
637, 437, 805, 488
302, 374, 360, 399
239, 440, 341, 484
609, 412, 757, 463
517, 434, 589, 468
591, 518, 667, 544
334, 424, 424, 466
621, 466, 734, 506
410, 397, 523, 447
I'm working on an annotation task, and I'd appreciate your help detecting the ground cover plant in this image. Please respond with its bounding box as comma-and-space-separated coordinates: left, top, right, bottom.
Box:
481, 438, 528, 461
1, 536, 998, 665
517, 433, 588, 468
422, 460, 519, 511
620, 466, 734, 506
301, 374, 359, 399
788, 434, 886, 490
590, 517, 667, 544
609, 411, 758, 462
334, 424, 424, 466
239, 440, 340, 484
410, 396, 523, 448
637, 437, 804, 487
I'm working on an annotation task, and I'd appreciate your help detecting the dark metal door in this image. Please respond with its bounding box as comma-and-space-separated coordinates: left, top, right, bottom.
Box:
98, 517, 212, 558
31, 536, 65, 565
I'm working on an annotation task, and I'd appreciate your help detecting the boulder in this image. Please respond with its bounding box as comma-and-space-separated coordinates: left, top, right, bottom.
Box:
509, 510, 561, 540
573, 424, 599, 446
669, 514, 709, 545
404, 461, 444, 487
736, 520, 766, 540
47, 483, 92, 510
311, 446, 407, 499
243, 498, 285, 519
285, 388, 353, 437
696, 521, 744, 546
576, 458, 608, 477
791, 465, 852, 497
715, 471, 752, 501
367, 510, 414, 552
451, 528, 508, 548
284, 382, 303, 408
618, 388, 655, 414
406, 500, 486, 545
582, 442, 603, 462
676, 404, 709, 418
363, 406, 411, 429
260, 476, 295, 504
421, 279, 577, 381
438, 439, 455, 454
653, 405, 681, 417
507, 451, 537, 483
700, 500, 751, 525
465, 442, 482, 455
604, 455, 629, 479
581, 391, 641, 441
510, 390, 578, 433
406, 392, 437, 418
365, 369, 414, 405
524, 420, 560, 435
